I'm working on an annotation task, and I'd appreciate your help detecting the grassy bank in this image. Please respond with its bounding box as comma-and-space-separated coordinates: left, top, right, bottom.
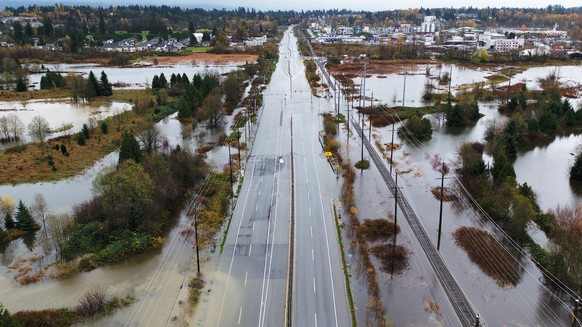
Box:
7, 288, 133, 327
0, 90, 156, 185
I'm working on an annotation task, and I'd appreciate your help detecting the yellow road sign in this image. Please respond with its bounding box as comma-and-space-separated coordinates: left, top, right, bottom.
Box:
324, 151, 332, 157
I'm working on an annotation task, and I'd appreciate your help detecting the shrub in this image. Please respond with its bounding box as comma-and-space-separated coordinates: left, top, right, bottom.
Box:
359, 218, 399, 242
5, 144, 27, 154
370, 244, 410, 275
12, 308, 77, 327
188, 278, 206, 306
355, 160, 370, 170
100, 122, 109, 134
77, 133, 86, 146
76, 286, 107, 317
81, 124, 91, 140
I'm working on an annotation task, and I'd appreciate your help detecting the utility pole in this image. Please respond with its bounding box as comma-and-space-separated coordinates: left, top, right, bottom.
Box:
368, 114, 372, 141
351, 83, 355, 116
336, 81, 340, 115
360, 112, 364, 164
448, 65, 453, 103
390, 171, 399, 276
394, 172, 398, 230
362, 63, 367, 109
227, 140, 233, 195
475, 314, 480, 327
390, 122, 395, 175
194, 205, 201, 273
437, 162, 446, 251
402, 69, 407, 107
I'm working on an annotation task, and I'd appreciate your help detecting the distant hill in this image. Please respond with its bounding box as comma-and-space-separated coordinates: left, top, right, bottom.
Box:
1, 0, 233, 10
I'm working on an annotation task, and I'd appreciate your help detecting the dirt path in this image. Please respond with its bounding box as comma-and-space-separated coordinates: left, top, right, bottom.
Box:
151, 53, 258, 65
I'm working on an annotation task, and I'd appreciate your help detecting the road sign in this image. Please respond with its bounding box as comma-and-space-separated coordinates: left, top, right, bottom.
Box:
324, 151, 332, 157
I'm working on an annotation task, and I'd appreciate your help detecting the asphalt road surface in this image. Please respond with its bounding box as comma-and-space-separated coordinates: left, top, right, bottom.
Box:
203, 27, 350, 327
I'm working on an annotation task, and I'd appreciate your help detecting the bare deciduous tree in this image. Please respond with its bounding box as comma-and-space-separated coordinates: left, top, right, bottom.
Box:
77, 285, 107, 316
137, 125, 164, 153
28, 115, 51, 144
46, 213, 73, 260
32, 193, 50, 234
199, 90, 224, 128
0, 114, 25, 143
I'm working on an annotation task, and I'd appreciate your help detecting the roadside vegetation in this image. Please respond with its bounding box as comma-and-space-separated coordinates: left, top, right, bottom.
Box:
0, 286, 133, 327
320, 112, 395, 325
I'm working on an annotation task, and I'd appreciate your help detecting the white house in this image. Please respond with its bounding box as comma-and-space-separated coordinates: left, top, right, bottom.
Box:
244, 35, 267, 46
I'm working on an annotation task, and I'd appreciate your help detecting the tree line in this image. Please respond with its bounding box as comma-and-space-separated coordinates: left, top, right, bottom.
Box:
1, 4, 291, 51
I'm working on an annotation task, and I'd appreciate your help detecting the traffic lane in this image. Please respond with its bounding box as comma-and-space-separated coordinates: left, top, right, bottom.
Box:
290, 115, 343, 327
216, 157, 279, 326
293, 175, 318, 327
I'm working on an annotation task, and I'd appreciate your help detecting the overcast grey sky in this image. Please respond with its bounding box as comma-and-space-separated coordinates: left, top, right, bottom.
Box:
165, 0, 575, 11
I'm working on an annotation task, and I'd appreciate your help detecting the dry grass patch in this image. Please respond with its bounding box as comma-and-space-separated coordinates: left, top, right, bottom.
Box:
370, 243, 410, 275
0, 93, 155, 185
424, 298, 443, 321
430, 187, 457, 202
453, 226, 520, 287
359, 218, 399, 243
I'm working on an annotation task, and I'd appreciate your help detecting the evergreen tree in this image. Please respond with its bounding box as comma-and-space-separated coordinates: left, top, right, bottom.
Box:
40, 70, 66, 90
181, 73, 190, 86
16, 77, 27, 92
87, 71, 101, 96
42, 17, 53, 38
77, 132, 86, 145
202, 31, 211, 42
99, 71, 112, 96
159, 73, 168, 89
571, 152, 582, 180
170, 73, 177, 88
539, 112, 557, 133
100, 121, 109, 134
491, 150, 515, 185
4, 213, 15, 230
119, 132, 142, 164
152, 75, 160, 89
24, 22, 34, 39
446, 104, 465, 127
192, 73, 202, 88
99, 9, 106, 34
565, 109, 576, 126
40, 76, 49, 90
12, 21, 24, 45
15, 200, 36, 232
82, 123, 91, 139
0, 304, 17, 327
